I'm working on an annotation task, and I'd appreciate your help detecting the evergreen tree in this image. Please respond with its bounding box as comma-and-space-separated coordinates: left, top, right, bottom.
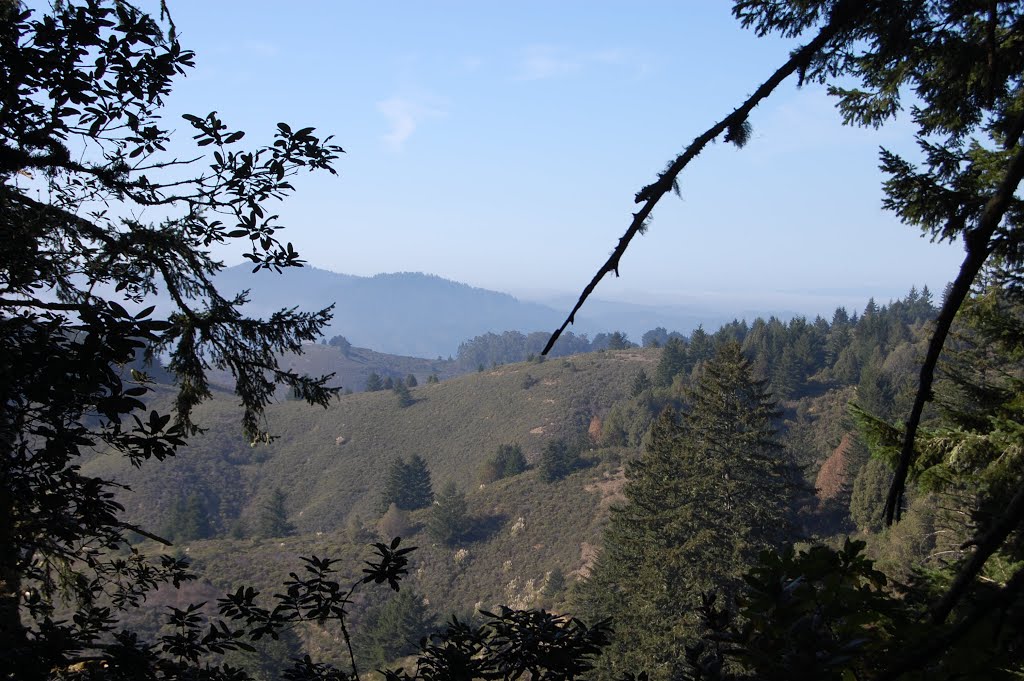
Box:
394, 380, 414, 407
365, 372, 384, 392
328, 335, 352, 357
404, 454, 434, 510
405, 373, 418, 388
607, 331, 631, 350
358, 589, 436, 670
258, 488, 295, 538
576, 341, 795, 680
427, 481, 471, 546
381, 456, 434, 512
655, 337, 688, 386
642, 327, 669, 348
630, 369, 652, 397
539, 438, 579, 482
493, 443, 528, 478
166, 491, 212, 542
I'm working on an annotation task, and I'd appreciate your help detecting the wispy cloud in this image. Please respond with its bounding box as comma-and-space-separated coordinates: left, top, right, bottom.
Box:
515, 45, 649, 81
377, 94, 446, 151
517, 46, 582, 80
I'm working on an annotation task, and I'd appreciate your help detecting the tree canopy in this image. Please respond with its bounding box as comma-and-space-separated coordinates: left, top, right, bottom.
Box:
0, 1, 341, 675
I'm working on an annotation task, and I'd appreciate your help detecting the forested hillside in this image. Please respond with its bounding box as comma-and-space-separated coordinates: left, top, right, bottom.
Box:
4, 1, 1023, 680
77, 288, 946, 674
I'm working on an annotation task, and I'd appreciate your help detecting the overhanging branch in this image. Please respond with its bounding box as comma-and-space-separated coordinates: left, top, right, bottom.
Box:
883, 142, 1024, 525
542, 5, 855, 355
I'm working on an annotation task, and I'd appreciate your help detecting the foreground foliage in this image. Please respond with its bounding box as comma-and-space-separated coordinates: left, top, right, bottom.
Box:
0, 0, 341, 676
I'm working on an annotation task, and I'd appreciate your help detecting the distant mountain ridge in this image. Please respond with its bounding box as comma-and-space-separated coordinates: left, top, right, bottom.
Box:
215, 265, 737, 358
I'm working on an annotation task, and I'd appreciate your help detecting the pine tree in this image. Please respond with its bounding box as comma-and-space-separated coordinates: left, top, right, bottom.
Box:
358, 589, 436, 669
427, 481, 471, 546
365, 372, 384, 392
381, 456, 434, 512
394, 380, 414, 407
258, 488, 295, 538
539, 439, 578, 482
404, 454, 434, 509
576, 341, 795, 680
493, 443, 528, 478
630, 369, 652, 397
655, 337, 688, 386
166, 491, 212, 542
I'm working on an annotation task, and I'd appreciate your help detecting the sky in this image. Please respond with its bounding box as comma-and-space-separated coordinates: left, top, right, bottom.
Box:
120, 2, 964, 316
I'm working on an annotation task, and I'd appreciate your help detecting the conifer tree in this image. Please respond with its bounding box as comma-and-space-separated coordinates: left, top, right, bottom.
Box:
577, 341, 795, 680
404, 454, 434, 510
258, 488, 295, 538
654, 336, 688, 387
394, 380, 414, 407
380, 455, 434, 512
365, 372, 384, 392
357, 588, 436, 670
493, 443, 528, 478
631, 369, 653, 397
427, 481, 471, 546
539, 438, 579, 482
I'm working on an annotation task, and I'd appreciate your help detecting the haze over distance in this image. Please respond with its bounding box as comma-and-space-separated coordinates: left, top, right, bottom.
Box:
148, 1, 963, 319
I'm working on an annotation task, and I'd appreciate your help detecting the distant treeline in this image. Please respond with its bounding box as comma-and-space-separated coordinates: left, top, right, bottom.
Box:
454, 287, 937, 397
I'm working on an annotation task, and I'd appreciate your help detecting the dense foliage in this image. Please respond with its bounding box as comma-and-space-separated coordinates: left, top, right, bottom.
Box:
4, 0, 1024, 678
578, 343, 798, 679
0, 1, 343, 676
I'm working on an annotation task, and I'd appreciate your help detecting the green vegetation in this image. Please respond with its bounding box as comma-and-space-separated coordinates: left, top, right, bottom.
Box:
5, 0, 1024, 678
539, 438, 582, 483
380, 456, 435, 513
427, 482, 471, 546
579, 343, 797, 678
258, 488, 296, 538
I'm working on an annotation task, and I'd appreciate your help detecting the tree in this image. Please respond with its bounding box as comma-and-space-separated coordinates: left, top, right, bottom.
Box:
642, 327, 670, 348
493, 443, 528, 478
329, 335, 353, 356
655, 336, 688, 386
404, 454, 434, 509
365, 371, 384, 392
358, 588, 437, 670
166, 491, 213, 542
576, 342, 795, 680
405, 373, 418, 388
541, 3, 1024, 677
394, 379, 414, 407
630, 368, 652, 397
539, 438, 580, 482
0, 2, 342, 675
380, 455, 434, 512
427, 481, 471, 546
259, 488, 296, 538
607, 331, 631, 350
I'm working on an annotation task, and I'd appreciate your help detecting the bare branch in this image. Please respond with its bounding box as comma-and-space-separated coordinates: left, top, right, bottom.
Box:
542, 5, 855, 355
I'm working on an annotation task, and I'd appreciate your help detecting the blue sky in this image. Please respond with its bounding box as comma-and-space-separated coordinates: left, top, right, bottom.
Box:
148, 1, 962, 315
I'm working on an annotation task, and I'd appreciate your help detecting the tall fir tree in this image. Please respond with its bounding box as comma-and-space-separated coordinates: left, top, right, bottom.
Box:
258, 488, 295, 538
655, 337, 688, 387
404, 454, 434, 510
427, 481, 471, 546
380, 456, 434, 512
576, 341, 796, 680
357, 588, 436, 670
